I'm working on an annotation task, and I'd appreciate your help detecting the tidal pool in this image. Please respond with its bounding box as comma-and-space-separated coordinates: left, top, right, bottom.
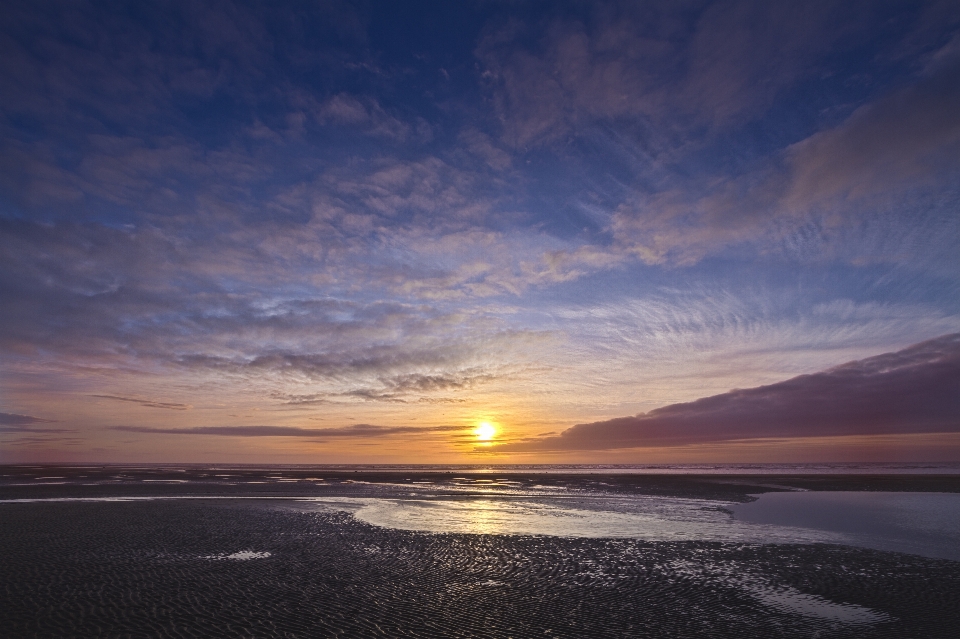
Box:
300, 491, 960, 562
300, 495, 843, 545
730, 491, 960, 561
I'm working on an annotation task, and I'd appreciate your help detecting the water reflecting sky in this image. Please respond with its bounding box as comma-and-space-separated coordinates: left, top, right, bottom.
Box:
302, 495, 839, 544
731, 491, 960, 561
298, 490, 960, 562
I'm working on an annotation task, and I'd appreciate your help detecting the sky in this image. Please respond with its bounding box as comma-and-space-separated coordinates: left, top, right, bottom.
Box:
2, 0, 959, 464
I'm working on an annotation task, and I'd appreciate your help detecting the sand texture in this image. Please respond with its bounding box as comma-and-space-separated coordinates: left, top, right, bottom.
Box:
2, 499, 959, 638
4, 466, 960, 503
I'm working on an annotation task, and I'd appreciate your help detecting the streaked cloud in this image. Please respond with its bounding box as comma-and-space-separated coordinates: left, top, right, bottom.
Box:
91, 395, 190, 410
0, 412, 56, 426
0, 412, 69, 434
113, 424, 462, 438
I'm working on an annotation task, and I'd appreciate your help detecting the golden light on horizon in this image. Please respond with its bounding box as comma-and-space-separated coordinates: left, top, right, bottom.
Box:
474, 421, 496, 441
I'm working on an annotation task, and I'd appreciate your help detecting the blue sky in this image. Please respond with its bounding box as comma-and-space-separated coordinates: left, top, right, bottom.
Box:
2, 0, 959, 462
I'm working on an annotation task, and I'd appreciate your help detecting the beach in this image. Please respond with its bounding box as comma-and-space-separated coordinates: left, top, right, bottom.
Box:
2, 466, 959, 638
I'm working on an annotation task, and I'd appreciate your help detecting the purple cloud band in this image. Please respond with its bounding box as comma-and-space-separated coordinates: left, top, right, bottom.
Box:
493, 333, 960, 452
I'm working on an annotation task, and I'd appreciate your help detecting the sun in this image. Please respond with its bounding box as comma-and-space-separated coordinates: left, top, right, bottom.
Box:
474, 421, 496, 441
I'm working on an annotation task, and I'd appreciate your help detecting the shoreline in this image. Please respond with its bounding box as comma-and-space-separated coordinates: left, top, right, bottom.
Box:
4, 465, 960, 502
3, 498, 959, 638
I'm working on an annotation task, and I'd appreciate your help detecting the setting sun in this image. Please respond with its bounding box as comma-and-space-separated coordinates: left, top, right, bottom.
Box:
474, 422, 496, 441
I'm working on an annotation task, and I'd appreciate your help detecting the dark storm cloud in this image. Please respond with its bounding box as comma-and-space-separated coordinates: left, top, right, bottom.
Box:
112, 423, 462, 438
494, 333, 960, 451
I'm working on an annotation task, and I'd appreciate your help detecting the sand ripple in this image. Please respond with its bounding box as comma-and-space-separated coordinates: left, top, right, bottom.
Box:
2, 500, 958, 638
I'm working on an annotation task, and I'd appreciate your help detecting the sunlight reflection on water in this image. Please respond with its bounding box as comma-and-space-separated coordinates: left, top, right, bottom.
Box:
300, 495, 842, 545
301, 495, 907, 624
299, 491, 960, 562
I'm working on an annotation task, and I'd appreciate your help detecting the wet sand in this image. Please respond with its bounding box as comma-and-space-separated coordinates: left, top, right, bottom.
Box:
2, 468, 959, 637
0, 499, 958, 638
3, 464, 960, 501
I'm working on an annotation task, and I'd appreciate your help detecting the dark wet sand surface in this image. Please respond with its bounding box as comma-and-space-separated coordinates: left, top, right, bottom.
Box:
4, 465, 960, 502
2, 468, 959, 638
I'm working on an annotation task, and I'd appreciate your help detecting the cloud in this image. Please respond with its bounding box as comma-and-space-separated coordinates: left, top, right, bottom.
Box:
608, 53, 960, 266
2, 1, 960, 464
0, 214, 557, 411
271, 368, 500, 404
782, 60, 960, 214
91, 395, 190, 410
475, 1, 870, 148
0, 412, 70, 434
0, 411, 55, 425
469, 2, 960, 269
492, 332, 960, 451
311, 93, 415, 141
112, 423, 463, 438
457, 127, 512, 171
173, 337, 518, 383
321, 156, 499, 232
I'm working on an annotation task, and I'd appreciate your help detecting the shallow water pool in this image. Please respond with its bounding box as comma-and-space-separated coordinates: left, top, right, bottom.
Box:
730, 491, 960, 560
